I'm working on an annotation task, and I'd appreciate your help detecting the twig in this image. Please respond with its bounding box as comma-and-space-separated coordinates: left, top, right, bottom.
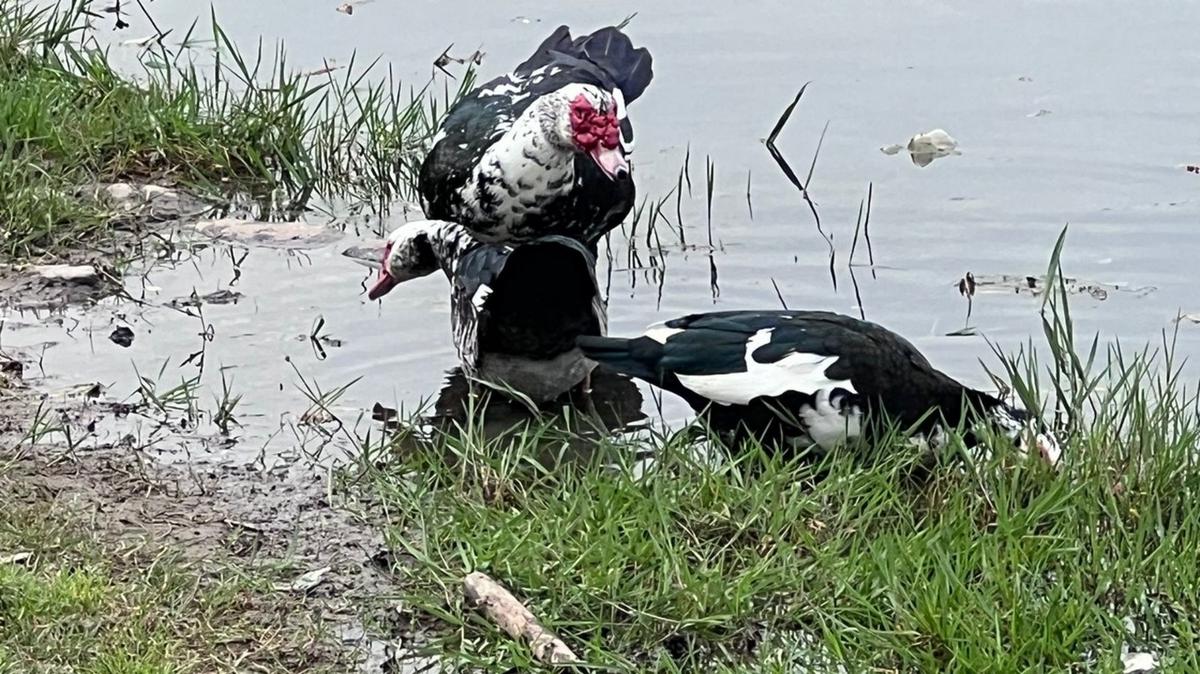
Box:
463, 571, 580, 665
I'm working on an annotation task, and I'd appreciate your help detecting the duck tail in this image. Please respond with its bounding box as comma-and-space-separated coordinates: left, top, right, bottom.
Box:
576, 335, 660, 382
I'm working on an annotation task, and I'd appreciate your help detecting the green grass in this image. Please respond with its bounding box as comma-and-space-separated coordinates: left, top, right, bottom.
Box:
0, 0, 470, 259
0, 499, 340, 674
342, 235, 1200, 672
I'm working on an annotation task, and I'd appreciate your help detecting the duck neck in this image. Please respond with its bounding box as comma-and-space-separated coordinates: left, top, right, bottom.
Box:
425, 222, 479, 278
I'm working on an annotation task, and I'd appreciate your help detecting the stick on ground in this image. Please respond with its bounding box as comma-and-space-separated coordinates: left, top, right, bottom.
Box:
462, 571, 580, 665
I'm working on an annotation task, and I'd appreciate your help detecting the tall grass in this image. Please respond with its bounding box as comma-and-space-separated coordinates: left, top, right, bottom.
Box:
344, 230, 1200, 672
0, 0, 471, 258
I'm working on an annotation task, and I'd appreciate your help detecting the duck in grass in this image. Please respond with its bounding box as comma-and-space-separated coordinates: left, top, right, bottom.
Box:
368, 220, 607, 404
578, 310, 1062, 465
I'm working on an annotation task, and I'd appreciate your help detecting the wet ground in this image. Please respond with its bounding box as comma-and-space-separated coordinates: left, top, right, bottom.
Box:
7, 0, 1200, 462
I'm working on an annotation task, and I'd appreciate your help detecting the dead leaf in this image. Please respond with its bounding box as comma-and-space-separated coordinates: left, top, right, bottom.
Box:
274, 566, 331, 593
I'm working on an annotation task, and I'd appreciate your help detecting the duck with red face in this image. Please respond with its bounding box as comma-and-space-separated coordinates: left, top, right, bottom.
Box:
418, 25, 652, 246
568, 90, 627, 179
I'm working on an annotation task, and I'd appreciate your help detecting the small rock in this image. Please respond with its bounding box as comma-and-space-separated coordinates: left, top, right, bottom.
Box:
194, 218, 341, 250
109, 327, 135, 348
31, 264, 98, 282
141, 184, 178, 202
104, 182, 138, 202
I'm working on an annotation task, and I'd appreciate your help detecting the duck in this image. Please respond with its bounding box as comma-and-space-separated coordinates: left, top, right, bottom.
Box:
368, 220, 606, 403
577, 310, 1061, 465
418, 24, 653, 246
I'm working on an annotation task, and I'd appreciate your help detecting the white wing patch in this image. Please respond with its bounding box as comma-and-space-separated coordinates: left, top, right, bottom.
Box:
674, 328, 857, 407
472, 284, 493, 312
643, 325, 683, 344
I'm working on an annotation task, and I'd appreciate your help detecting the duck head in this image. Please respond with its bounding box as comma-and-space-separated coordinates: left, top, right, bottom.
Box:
541, 84, 631, 181
986, 403, 1062, 468
367, 221, 449, 300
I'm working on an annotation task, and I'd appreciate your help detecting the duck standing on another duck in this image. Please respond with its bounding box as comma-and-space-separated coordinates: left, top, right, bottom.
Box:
419, 24, 653, 245
368, 220, 606, 403
577, 310, 1061, 465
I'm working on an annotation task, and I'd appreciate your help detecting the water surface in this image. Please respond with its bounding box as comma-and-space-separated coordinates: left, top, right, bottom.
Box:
5, 0, 1198, 461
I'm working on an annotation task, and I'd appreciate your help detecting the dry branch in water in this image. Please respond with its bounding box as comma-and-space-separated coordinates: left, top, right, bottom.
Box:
463, 571, 580, 665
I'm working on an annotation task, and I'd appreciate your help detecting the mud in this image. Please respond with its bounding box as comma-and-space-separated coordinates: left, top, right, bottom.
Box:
0, 262, 117, 309
0, 185, 426, 673
0, 371, 419, 672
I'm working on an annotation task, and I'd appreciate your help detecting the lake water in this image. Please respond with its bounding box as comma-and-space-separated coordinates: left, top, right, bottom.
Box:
5, 0, 1199, 462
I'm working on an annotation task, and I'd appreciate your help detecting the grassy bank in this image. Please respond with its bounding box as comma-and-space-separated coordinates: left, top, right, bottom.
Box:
0, 498, 340, 674
0, 0, 468, 260
342, 244, 1200, 672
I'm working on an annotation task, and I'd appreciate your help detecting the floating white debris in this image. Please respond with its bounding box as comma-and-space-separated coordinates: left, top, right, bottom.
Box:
31, 264, 97, 282
1027, 109, 1053, 118
881, 129, 961, 167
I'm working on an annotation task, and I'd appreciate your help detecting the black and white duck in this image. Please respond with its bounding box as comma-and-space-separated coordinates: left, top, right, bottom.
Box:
418, 25, 653, 245
577, 310, 1061, 465
368, 220, 607, 402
